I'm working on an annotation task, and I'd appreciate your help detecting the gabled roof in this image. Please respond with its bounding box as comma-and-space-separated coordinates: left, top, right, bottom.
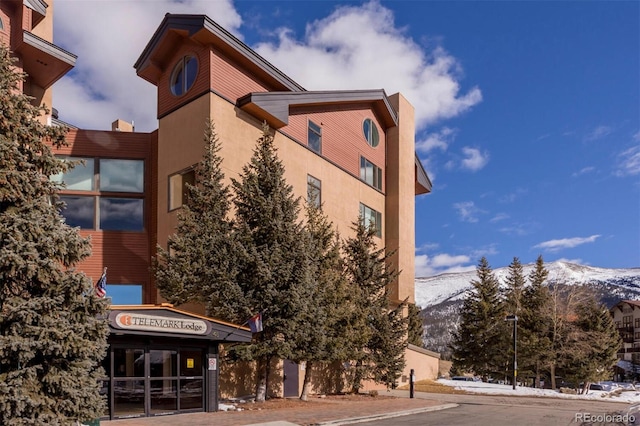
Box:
237, 90, 398, 129
134, 14, 304, 92
611, 300, 640, 312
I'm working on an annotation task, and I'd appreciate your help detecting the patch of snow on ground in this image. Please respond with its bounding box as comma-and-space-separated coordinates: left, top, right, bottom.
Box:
437, 379, 640, 403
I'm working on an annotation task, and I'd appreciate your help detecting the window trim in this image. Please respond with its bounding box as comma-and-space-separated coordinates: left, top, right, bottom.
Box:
307, 174, 321, 208
359, 156, 383, 191
170, 55, 198, 97
168, 168, 196, 211
359, 202, 382, 237
362, 118, 380, 148
53, 156, 145, 232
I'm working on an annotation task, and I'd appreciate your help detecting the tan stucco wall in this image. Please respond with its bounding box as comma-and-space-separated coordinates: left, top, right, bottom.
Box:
156, 93, 388, 254
385, 94, 416, 305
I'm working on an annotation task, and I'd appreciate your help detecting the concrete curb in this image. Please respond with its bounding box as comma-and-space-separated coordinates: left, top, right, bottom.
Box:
313, 403, 459, 425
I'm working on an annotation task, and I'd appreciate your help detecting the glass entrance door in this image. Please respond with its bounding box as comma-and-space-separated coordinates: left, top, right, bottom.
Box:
113, 347, 145, 418
111, 346, 204, 418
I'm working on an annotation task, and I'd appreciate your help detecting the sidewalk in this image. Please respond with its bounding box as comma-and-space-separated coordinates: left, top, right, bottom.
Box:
100, 393, 455, 426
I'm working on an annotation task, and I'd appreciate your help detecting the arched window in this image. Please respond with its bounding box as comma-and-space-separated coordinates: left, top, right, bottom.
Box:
0, 17, 5, 31
170, 55, 198, 96
362, 118, 380, 148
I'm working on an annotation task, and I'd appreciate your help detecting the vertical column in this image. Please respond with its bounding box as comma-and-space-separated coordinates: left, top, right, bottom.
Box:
206, 344, 219, 412
385, 93, 416, 305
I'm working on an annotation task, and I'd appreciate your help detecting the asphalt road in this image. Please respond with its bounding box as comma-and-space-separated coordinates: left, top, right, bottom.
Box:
365, 391, 636, 426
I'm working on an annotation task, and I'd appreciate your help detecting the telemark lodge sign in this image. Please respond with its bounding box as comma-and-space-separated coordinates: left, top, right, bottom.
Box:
112, 312, 208, 335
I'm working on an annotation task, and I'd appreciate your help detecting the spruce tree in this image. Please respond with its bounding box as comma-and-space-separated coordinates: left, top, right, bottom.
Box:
296, 203, 344, 400
519, 255, 552, 387
407, 303, 424, 347
155, 120, 244, 321
563, 295, 621, 393
503, 257, 526, 317
343, 220, 404, 392
231, 123, 311, 402
0, 45, 108, 424
450, 257, 507, 381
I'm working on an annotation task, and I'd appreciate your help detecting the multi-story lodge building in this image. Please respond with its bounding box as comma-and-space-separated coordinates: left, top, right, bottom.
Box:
3, 1, 433, 420
610, 300, 640, 378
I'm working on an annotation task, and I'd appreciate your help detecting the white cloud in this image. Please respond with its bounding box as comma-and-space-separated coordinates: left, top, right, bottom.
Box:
572, 166, 596, 177
499, 187, 527, 203
460, 147, 489, 171
453, 201, 484, 223
53, 1, 242, 132
615, 145, 640, 177
490, 213, 509, 223
253, 1, 481, 129
584, 125, 612, 142
415, 253, 475, 277
633, 131, 640, 142
533, 235, 601, 252
416, 127, 456, 152
52, 1, 480, 133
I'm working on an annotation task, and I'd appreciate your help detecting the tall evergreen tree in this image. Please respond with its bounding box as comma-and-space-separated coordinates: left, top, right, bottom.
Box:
503, 257, 526, 317
450, 257, 507, 381
407, 303, 425, 347
0, 45, 108, 424
296, 203, 345, 400
562, 295, 621, 394
231, 123, 311, 402
519, 255, 552, 387
343, 220, 405, 392
154, 120, 244, 321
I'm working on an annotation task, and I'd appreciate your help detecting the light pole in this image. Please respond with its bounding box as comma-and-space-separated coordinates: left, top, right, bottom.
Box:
505, 315, 517, 390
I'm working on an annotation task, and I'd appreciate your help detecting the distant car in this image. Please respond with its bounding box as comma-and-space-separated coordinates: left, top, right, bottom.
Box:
589, 383, 604, 391
452, 376, 475, 381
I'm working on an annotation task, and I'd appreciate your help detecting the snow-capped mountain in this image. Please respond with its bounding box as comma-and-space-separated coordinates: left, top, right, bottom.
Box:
414, 261, 640, 357
415, 261, 640, 308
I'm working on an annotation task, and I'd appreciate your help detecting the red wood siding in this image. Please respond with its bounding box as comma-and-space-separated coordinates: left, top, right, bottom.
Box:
53, 129, 154, 298
0, 6, 11, 46
282, 106, 387, 192
209, 46, 272, 101
157, 42, 211, 118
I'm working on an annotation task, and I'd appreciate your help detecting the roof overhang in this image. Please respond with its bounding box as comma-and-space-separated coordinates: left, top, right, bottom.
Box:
108, 305, 252, 343
23, 0, 47, 26
237, 90, 398, 129
16, 30, 76, 88
415, 153, 432, 195
134, 14, 304, 92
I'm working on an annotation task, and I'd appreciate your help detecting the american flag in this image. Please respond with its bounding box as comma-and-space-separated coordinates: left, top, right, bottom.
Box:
95, 267, 107, 298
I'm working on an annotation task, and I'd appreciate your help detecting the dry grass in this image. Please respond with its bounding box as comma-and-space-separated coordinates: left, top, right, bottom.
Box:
398, 379, 468, 395
228, 393, 393, 411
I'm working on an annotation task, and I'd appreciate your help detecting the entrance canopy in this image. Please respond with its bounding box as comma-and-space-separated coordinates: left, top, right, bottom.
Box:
108, 304, 252, 343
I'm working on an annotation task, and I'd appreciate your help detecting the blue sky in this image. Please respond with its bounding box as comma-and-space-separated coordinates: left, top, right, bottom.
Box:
52, 1, 639, 276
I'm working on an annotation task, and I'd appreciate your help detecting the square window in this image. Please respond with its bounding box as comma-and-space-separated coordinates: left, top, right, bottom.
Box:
359, 157, 382, 191
100, 198, 144, 231
308, 121, 322, 153
169, 170, 196, 210
100, 159, 144, 193
107, 284, 143, 305
52, 157, 95, 191
59, 195, 95, 229
359, 203, 382, 237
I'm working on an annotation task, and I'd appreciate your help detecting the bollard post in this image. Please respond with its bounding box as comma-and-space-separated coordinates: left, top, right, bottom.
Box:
410, 368, 415, 398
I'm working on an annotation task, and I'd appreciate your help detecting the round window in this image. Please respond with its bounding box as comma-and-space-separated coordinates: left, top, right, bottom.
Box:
363, 118, 380, 148
170, 55, 198, 96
